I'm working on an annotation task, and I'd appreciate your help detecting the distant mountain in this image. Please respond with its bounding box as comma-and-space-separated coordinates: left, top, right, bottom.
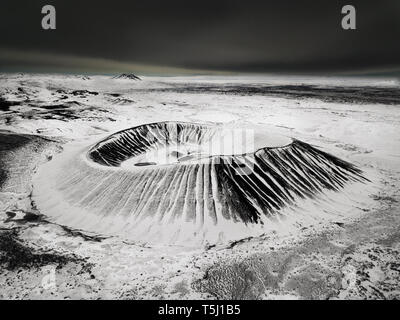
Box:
113, 73, 141, 80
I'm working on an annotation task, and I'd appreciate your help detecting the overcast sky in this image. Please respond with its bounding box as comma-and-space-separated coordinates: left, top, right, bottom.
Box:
0, 0, 399, 75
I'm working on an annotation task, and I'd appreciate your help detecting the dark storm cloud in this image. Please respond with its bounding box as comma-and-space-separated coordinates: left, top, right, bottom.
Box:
0, 0, 399, 74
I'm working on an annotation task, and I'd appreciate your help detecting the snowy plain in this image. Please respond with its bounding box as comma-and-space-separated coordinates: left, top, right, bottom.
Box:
0, 73, 399, 299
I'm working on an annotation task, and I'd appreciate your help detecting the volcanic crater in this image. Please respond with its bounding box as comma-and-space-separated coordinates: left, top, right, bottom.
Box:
33, 121, 370, 245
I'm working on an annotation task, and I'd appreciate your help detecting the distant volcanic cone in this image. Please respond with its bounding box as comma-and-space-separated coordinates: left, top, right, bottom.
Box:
33, 121, 371, 245
112, 73, 141, 80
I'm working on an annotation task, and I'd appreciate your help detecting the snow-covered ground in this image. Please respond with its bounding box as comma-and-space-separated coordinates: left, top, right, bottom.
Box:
0, 73, 399, 299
